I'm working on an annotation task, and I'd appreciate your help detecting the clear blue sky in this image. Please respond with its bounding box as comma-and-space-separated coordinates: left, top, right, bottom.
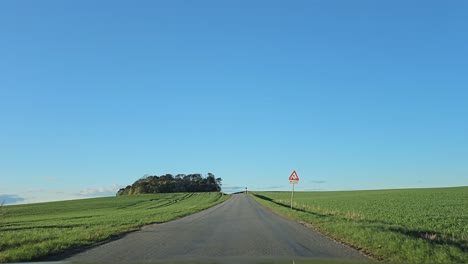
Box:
1, 1, 467, 204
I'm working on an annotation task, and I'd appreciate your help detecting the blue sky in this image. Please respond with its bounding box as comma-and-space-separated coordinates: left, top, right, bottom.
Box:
1, 1, 467, 204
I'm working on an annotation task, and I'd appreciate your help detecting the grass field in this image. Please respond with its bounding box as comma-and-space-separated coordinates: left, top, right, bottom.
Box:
0, 192, 229, 262
251, 187, 467, 264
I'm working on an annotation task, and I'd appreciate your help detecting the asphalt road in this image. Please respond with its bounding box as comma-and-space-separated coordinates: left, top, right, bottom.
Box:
65, 194, 367, 263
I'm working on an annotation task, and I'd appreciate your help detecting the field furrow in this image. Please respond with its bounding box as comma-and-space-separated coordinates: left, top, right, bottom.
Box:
0, 192, 229, 263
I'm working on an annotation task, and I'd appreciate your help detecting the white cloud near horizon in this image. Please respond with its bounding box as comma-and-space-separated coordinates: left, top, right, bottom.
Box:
76, 184, 124, 197
44, 176, 60, 182
257, 185, 285, 190
3, 184, 125, 205
310, 180, 327, 184
0, 194, 25, 205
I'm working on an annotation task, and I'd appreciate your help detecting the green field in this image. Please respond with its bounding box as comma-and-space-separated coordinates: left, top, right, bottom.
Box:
0, 192, 229, 263
251, 187, 468, 264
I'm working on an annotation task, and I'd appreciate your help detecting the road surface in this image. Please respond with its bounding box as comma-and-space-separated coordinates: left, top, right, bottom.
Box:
65, 194, 367, 263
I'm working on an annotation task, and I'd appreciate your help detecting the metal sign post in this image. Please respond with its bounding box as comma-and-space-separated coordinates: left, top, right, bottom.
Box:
288, 170, 299, 209
290, 182, 295, 209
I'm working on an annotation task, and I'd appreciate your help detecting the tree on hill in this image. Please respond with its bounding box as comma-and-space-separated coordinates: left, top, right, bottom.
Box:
116, 173, 222, 195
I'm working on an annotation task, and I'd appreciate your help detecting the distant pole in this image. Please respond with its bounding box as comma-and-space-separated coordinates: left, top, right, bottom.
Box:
290, 183, 295, 209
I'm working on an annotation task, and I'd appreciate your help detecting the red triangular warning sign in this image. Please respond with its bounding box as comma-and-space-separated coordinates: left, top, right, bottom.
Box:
289, 170, 299, 181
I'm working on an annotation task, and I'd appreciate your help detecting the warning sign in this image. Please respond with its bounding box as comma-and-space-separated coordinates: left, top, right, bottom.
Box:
289, 170, 299, 184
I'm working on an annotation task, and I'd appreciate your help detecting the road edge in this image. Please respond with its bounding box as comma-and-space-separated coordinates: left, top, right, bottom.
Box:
248, 193, 380, 262
44, 193, 232, 262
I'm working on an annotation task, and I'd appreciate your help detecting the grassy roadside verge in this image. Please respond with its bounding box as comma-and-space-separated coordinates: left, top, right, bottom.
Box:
0, 192, 229, 262
250, 187, 467, 264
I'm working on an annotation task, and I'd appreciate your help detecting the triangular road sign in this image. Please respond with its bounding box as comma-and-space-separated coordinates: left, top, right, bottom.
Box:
289, 170, 299, 181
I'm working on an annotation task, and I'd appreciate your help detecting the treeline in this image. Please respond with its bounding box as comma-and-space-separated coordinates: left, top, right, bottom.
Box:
117, 173, 222, 195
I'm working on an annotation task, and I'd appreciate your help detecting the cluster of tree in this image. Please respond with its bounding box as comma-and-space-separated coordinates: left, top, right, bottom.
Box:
117, 173, 222, 195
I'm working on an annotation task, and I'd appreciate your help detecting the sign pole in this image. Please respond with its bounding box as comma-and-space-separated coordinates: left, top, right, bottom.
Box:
290, 183, 295, 209
288, 170, 299, 209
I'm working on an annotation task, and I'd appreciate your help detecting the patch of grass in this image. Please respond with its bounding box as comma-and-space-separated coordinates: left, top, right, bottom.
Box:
0, 192, 229, 262
251, 187, 468, 264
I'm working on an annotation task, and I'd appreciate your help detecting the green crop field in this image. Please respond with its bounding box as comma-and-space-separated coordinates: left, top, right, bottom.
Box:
251, 187, 468, 264
0, 192, 229, 263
